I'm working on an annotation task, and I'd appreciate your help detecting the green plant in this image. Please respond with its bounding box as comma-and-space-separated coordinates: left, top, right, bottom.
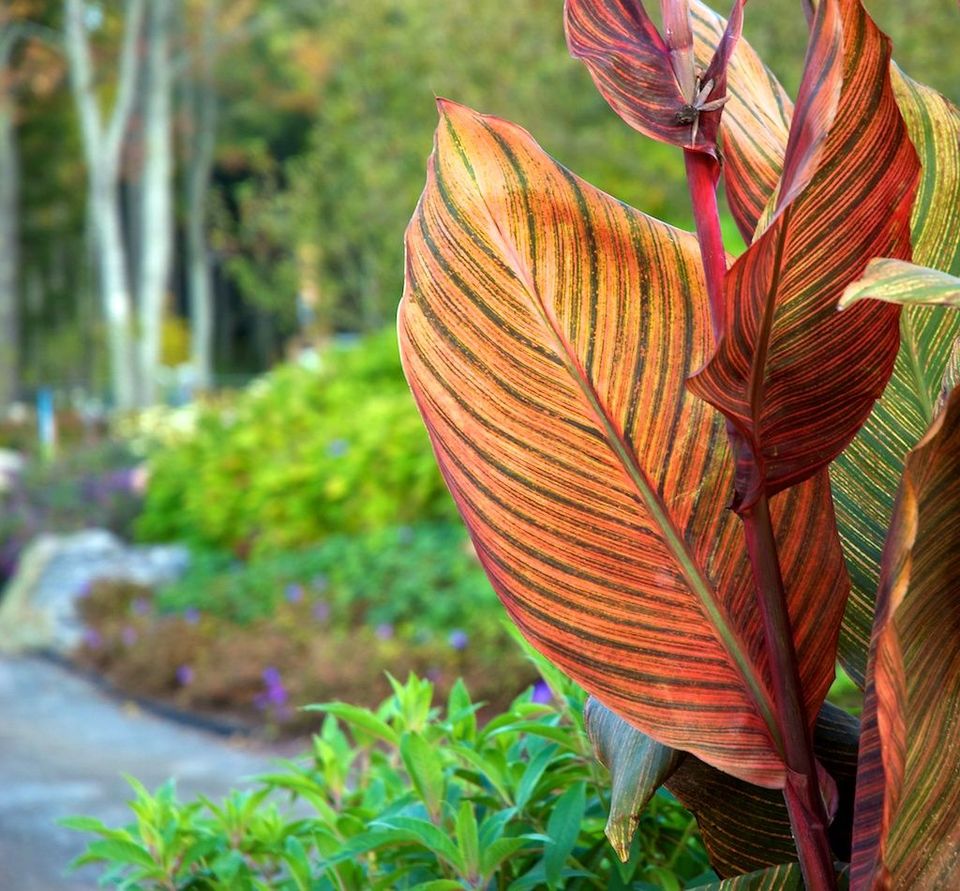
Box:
154, 523, 493, 631
67, 671, 711, 889
398, 0, 960, 888
134, 330, 456, 555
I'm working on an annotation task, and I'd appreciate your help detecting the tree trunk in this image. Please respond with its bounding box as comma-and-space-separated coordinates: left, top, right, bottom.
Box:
0, 40, 19, 409
64, 0, 145, 409
137, 0, 175, 405
183, 0, 219, 392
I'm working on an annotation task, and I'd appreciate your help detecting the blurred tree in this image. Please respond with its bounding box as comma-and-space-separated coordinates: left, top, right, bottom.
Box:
64, 0, 145, 409
0, 1, 59, 408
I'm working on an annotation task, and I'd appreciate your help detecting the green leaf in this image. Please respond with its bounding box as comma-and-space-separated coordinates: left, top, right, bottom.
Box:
400, 732, 446, 820
583, 696, 683, 862
544, 782, 586, 887
456, 801, 480, 880
371, 816, 466, 874
73, 838, 157, 870
513, 741, 560, 812
480, 837, 530, 879
303, 702, 399, 746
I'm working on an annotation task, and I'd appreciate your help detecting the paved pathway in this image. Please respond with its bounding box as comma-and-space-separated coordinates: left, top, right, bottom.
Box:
0, 656, 292, 890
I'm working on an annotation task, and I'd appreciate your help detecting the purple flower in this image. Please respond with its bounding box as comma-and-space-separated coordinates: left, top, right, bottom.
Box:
312, 600, 330, 622
374, 623, 394, 641
82, 628, 102, 649
131, 597, 151, 616
284, 583, 304, 604
531, 679, 552, 705
121, 626, 138, 647
255, 666, 290, 713
448, 629, 469, 651
183, 607, 201, 626
327, 438, 349, 458
176, 665, 195, 686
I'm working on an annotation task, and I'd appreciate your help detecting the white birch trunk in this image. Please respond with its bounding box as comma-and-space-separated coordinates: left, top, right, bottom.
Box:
136, 0, 174, 405
64, 0, 145, 409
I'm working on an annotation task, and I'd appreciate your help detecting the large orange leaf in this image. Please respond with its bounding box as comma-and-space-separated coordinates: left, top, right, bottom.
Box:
688, 0, 919, 508
399, 99, 848, 787
850, 384, 960, 890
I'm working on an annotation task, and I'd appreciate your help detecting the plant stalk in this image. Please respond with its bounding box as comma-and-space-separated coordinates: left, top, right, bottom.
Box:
683, 149, 836, 891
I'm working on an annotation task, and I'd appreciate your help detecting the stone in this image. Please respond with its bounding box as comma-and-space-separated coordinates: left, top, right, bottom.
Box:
0, 448, 25, 494
0, 529, 189, 655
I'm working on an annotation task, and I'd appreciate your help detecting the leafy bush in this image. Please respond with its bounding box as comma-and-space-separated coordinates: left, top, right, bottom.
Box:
67, 671, 712, 889
155, 523, 494, 631
134, 330, 456, 555
73, 545, 532, 736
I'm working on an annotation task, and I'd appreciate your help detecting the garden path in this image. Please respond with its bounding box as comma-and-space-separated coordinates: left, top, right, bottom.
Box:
0, 655, 292, 890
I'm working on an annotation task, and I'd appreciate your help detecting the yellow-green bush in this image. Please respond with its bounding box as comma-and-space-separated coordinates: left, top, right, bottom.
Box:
135, 330, 456, 554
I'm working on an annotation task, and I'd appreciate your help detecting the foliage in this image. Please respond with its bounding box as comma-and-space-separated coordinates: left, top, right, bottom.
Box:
397, 0, 960, 888
134, 330, 455, 555
73, 536, 532, 735
66, 671, 712, 889
0, 439, 142, 580
155, 523, 492, 630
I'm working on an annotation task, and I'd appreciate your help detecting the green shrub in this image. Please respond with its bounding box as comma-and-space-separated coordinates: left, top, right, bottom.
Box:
134, 330, 456, 555
155, 523, 493, 631
66, 671, 712, 889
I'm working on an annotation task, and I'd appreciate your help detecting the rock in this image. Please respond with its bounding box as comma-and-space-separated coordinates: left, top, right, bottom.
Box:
0, 530, 188, 655
0, 448, 25, 494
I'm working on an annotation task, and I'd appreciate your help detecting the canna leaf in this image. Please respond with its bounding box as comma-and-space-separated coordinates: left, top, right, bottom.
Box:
399, 98, 848, 789
830, 71, 960, 686
584, 695, 683, 862
850, 385, 960, 890
586, 696, 859, 877
688, 0, 919, 509
564, 0, 744, 156
689, 1, 792, 243
840, 259, 960, 309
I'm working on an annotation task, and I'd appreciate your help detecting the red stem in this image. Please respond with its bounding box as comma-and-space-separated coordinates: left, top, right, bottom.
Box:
683, 148, 836, 891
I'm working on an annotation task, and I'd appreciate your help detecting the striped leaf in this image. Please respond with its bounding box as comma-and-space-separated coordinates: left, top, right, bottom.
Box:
584, 696, 683, 862
687, 0, 919, 509
851, 385, 960, 890
841, 259, 960, 309
564, 0, 744, 155
701, 861, 849, 890
399, 99, 848, 788
690, 1, 792, 243
829, 72, 960, 686
585, 696, 860, 877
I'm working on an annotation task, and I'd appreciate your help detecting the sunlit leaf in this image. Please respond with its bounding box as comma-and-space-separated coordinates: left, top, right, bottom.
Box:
688, 0, 918, 509
399, 100, 848, 787
851, 385, 960, 890
840, 259, 960, 309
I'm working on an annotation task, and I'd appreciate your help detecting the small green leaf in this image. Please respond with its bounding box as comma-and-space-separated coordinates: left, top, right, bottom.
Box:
544, 782, 586, 887
371, 817, 466, 873
304, 702, 399, 746
456, 801, 480, 879
401, 732, 446, 820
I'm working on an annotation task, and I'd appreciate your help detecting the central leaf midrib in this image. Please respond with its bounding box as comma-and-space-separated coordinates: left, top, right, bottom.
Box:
458, 134, 781, 754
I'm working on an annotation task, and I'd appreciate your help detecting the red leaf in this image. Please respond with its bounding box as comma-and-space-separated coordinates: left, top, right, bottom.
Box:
687, 0, 919, 509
